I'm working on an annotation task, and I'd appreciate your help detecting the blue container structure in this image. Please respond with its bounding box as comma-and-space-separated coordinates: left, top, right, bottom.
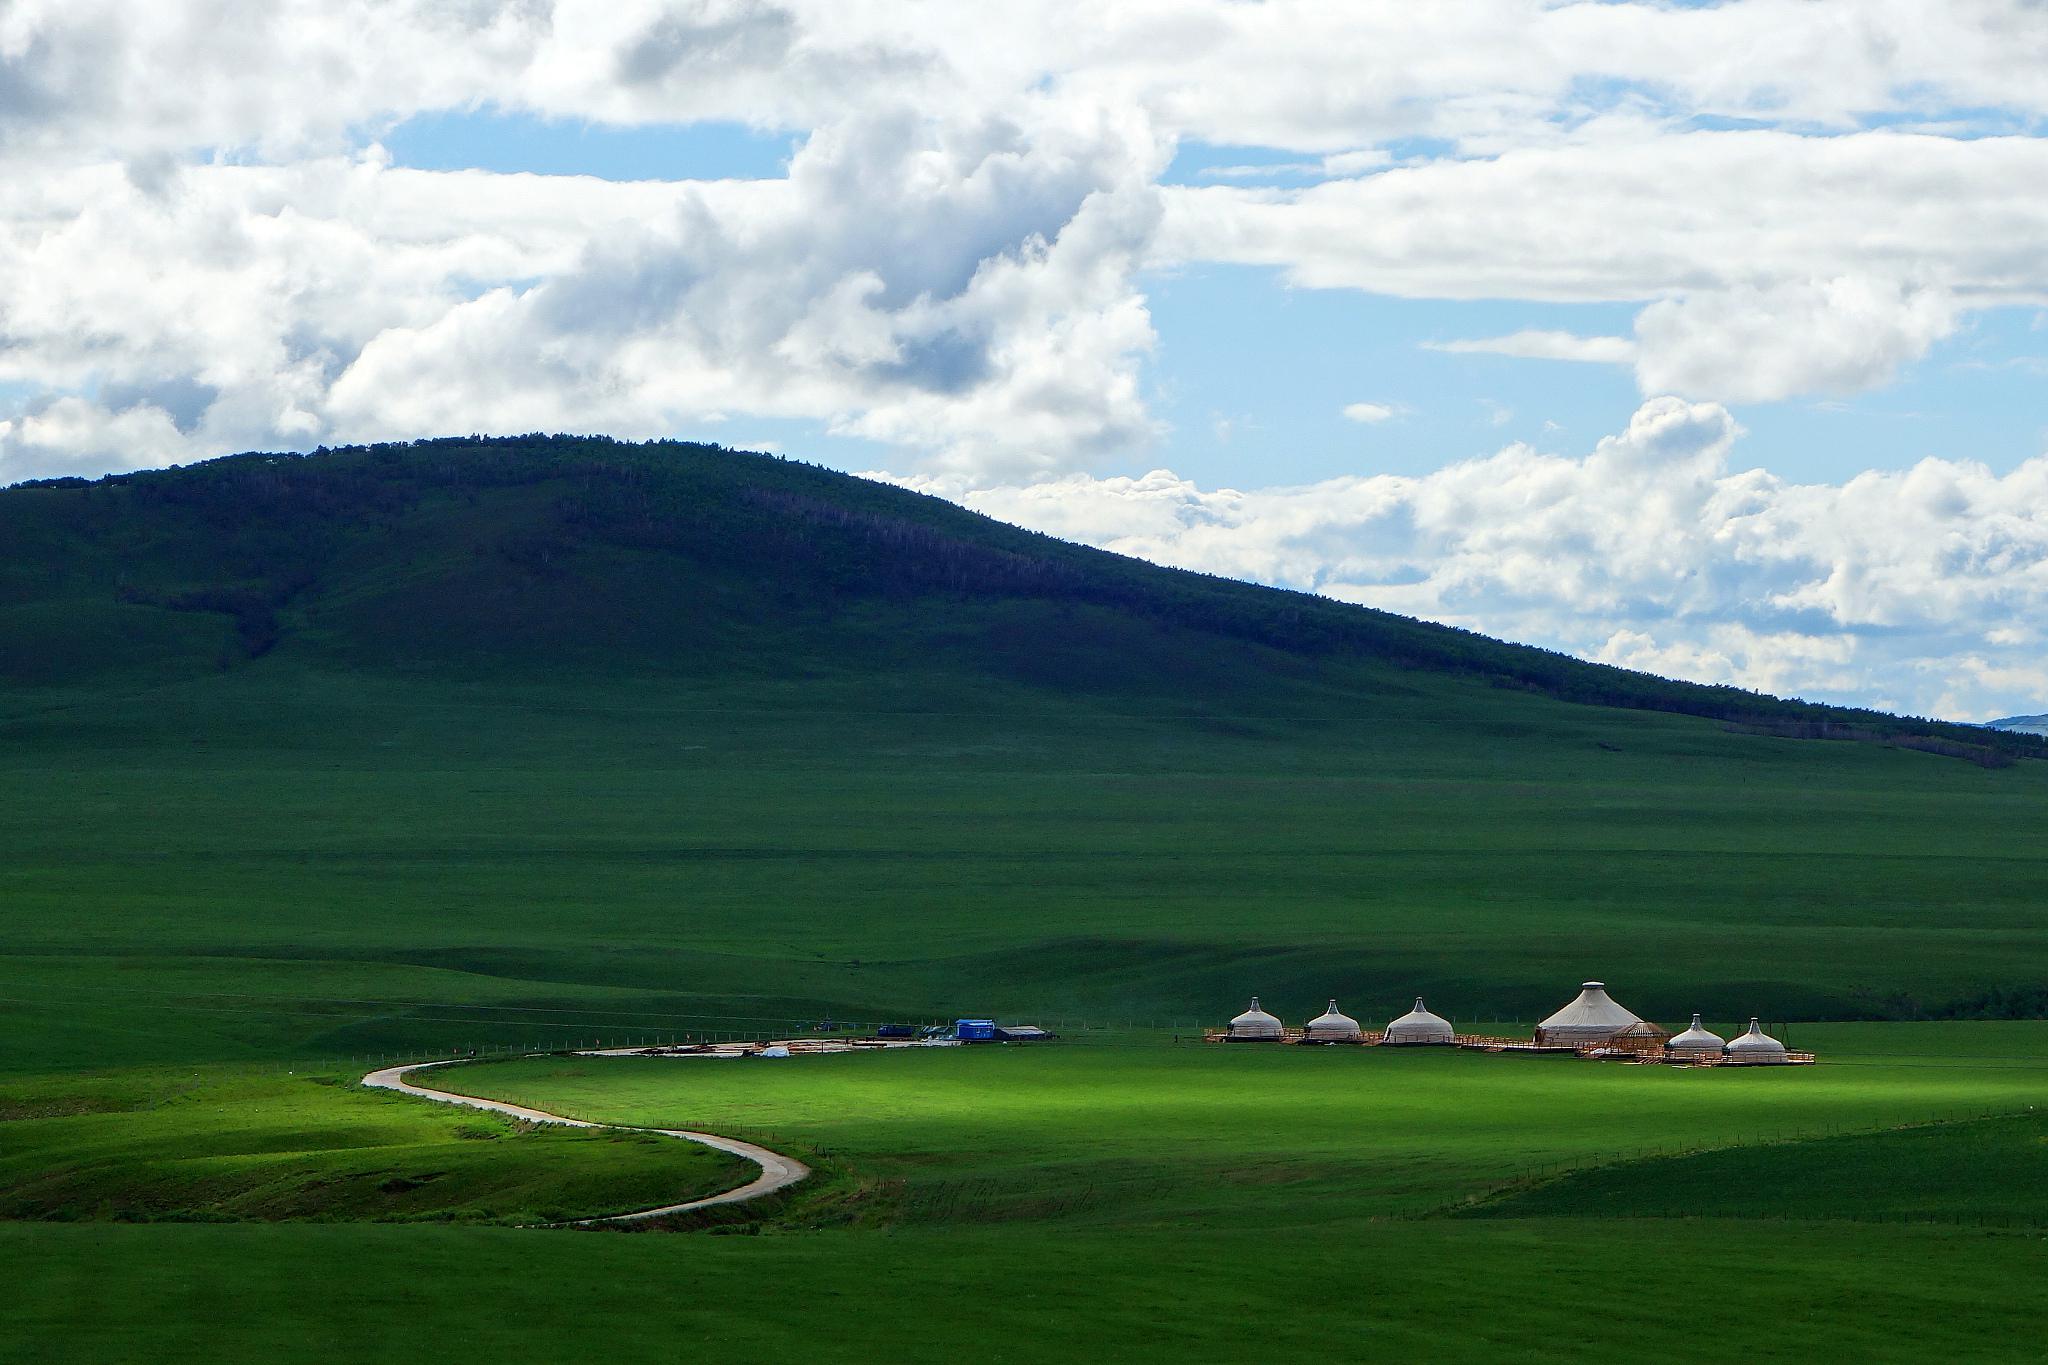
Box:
955, 1018, 998, 1042
874, 1023, 916, 1039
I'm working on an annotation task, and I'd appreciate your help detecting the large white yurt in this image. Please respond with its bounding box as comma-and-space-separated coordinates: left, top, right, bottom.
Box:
1724, 1018, 1788, 1062
1666, 1014, 1726, 1056
1534, 981, 1664, 1047
1304, 1000, 1362, 1041
1383, 997, 1456, 1045
1228, 996, 1285, 1040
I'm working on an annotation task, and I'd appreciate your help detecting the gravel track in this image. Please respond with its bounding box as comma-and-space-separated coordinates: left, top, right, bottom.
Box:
362, 1058, 811, 1225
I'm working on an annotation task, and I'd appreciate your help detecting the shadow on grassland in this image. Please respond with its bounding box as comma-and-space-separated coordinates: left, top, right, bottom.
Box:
1453, 1110, 2048, 1229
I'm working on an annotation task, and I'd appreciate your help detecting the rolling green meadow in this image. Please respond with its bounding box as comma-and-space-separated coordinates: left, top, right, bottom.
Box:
5, 440, 2048, 1361
7, 1027, 2048, 1363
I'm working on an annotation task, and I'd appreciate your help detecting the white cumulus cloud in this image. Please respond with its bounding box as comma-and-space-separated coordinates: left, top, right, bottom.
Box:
1427, 331, 1636, 365
902, 397, 2048, 720
5, 5, 2048, 481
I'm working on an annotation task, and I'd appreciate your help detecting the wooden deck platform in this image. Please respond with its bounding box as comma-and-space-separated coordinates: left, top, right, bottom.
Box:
1202, 1029, 1816, 1065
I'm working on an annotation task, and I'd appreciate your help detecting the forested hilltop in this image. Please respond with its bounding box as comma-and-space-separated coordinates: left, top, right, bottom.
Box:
3, 434, 2035, 761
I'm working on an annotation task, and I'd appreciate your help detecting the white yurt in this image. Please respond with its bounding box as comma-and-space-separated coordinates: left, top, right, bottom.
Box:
1304, 999, 1362, 1041
1534, 981, 1664, 1047
1228, 996, 1285, 1040
1724, 1018, 1788, 1062
1383, 997, 1456, 1045
1666, 1014, 1726, 1055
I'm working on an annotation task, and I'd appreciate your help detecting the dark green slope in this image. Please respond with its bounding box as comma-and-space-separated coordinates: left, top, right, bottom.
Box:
1, 434, 2030, 757
5, 435, 2048, 1069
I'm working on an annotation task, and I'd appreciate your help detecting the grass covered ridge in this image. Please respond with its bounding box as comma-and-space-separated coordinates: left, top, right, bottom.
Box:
0, 1067, 747, 1226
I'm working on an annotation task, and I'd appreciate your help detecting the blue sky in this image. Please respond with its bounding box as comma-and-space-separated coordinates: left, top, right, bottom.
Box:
381, 110, 798, 182
387, 110, 2048, 493
5, 2, 2048, 719
376, 109, 2048, 490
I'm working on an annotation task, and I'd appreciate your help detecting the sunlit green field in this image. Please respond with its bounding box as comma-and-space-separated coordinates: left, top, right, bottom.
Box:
421, 1023, 2048, 1228
7, 663, 2048, 1361
0, 1066, 745, 1226
6, 1023, 2047, 1363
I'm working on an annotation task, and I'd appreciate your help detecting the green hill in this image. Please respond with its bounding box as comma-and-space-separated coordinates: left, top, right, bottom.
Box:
7, 436, 2048, 1365
2, 434, 2031, 757
3, 435, 2048, 1069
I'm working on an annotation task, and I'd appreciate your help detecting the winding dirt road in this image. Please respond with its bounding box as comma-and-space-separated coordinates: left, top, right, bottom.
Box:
361, 1058, 811, 1225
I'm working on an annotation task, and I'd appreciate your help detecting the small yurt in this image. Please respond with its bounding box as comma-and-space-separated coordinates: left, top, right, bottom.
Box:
1666, 1014, 1726, 1057
1304, 1000, 1362, 1041
1724, 1018, 1788, 1062
1534, 981, 1665, 1047
1228, 996, 1285, 1041
1383, 997, 1456, 1045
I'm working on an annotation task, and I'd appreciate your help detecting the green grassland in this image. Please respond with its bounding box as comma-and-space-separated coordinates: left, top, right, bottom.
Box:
422, 1023, 2048, 1230
0, 1067, 746, 1226
6, 438, 2048, 1360
5, 664, 2048, 1076
12, 1216, 2048, 1365
1473, 1109, 2048, 1225
6, 1025, 2048, 1363
5, 439, 2046, 1066
11, 1217, 2044, 1365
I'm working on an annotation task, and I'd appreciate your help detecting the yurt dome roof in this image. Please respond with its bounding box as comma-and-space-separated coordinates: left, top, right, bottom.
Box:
1305, 1000, 1361, 1037
1228, 996, 1284, 1037
1725, 1018, 1787, 1055
1537, 981, 1645, 1036
1667, 1014, 1726, 1051
1384, 997, 1455, 1043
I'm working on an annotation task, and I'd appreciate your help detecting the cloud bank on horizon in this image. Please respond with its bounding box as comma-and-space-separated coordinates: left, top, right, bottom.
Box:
3, 0, 2047, 718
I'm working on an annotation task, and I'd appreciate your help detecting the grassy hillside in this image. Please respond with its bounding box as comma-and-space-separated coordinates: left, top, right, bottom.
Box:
7, 663, 2048, 1073
4, 436, 2048, 1070
6, 435, 2048, 1361
0, 1066, 745, 1226
3, 435, 2032, 756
